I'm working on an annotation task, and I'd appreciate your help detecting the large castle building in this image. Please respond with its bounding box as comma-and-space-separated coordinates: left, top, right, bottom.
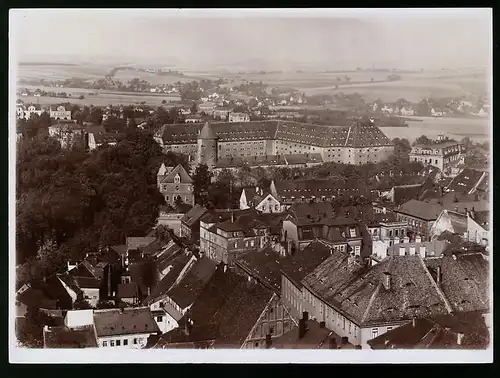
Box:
153, 120, 394, 171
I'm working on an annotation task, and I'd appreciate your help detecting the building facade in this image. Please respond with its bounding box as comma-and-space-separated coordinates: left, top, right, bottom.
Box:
50, 105, 72, 120
157, 163, 195, 206
409, 136, 465, 174
154, 120, 394, 170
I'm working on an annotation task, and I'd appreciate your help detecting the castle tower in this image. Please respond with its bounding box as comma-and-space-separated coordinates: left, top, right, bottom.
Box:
197, 122, 218, 169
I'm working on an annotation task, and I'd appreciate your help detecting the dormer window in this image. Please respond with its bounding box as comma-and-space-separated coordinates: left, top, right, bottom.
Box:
174, 174, 181, 184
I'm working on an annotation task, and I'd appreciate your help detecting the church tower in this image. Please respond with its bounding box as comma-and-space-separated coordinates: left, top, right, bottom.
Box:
197, 122, 218, 169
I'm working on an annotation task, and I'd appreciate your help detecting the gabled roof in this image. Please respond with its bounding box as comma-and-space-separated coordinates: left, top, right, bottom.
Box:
117, 282, 139, 299
470, 210, 489, 231
434, 210, 468, 235
156, 120, 392, 148
73, 276, 101, 289
43, 325, 98, 348
393, 184, 425, 206
446, 169, 486, 194
143, 252, 192, 306
92, 133, 118, 145
273, 178, 368, 199
181, 205, 208, 227
166, 257, 218, 309
93, 307, 160, 337
236, 247, 284, 293
281, 241, 333, 288
160, 164, 192, 184
307, 255, 452, 327
396, 199, 443, 221
425, 253, 489, 313
344, 120, 394, 148
272, 320, 354, 349
368, 312, 489, 349
159, 265, 273, 348
126, 236, 157, 251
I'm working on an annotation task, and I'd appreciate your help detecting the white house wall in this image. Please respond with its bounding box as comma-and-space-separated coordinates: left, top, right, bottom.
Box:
98, 333, 154, 349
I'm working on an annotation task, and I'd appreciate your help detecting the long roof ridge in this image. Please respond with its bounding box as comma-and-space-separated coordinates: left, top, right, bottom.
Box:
418, 255, 454, 313
360, 257, 392, 323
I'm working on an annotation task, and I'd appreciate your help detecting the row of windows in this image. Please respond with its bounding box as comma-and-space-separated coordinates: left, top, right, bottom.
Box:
102, 338, 141, 347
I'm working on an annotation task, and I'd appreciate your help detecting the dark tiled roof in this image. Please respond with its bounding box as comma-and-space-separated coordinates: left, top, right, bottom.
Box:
167, 257, 218, 309
368, 312, 490, 349
181, 205, 208, 228
396, 199, 443, 221
160, 164, 193, 184
307, 255, 452, 326
143, 252, 192, 305
470, 211, 489, 231
446, 169, 486, 194
272, 320, 354, 349
117, 282, 139, 299
93, 307, 160, 337
281, 241, 333, 287
43, 325, 98, 348
73, 276, 101, 289
344, 120, 393, 148
425, 253, 489, 313
93, 133, 118, 145
288, 202, 336, 226
393, 184, 425, 206
214, 153, 324, 169
126, 237, 157, 251
161, 265, 273, 348
128, 259, 157, 296
274, 179, 368, 200
110, 244, 127, 257
236, 247, 284, 293
16, 286, 58, 310
157, 120, 392, 149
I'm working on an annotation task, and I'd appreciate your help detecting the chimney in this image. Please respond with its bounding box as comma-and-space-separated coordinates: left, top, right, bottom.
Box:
436, 266, 442, 286
419, 246, 426, 259
184, 318, 193, 336
231, 212, 234, 223
382, 272, 391, 290
412, 318, 416, 327
265, 333, 272, 349
341, 336, 349, 345
298, 319, 306, 339
148, 286, 151, 296
302, 311, 309, 322
328, 337, 337, 349
223, 264, 227, 273
107, 265, 112, 298
319, 321, 326, 328
457, 332, 464, 345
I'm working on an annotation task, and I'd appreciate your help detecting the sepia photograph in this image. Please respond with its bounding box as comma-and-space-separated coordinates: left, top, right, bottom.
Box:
9, 8, 492, 363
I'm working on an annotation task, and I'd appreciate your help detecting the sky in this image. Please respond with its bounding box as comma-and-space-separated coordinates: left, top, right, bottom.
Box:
10, 9, 492, 71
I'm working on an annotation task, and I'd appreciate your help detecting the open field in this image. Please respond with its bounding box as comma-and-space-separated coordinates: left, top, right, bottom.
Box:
17, 91, 181, 107
16, 64, 113, 81
112, 70, 202, 85
380, 116, 491, 143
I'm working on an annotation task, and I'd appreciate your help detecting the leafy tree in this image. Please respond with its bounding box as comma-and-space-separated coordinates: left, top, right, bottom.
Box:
190, 102, 198, 114
192, 164, 211, 206
414, 135, 432, 145
392, 137, 412, 157
17, 307, 56, 348
74, 292, 92, 309
161, 100, 167, 105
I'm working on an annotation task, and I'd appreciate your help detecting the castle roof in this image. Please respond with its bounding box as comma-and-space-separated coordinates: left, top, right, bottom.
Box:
156, 120, 393, 149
